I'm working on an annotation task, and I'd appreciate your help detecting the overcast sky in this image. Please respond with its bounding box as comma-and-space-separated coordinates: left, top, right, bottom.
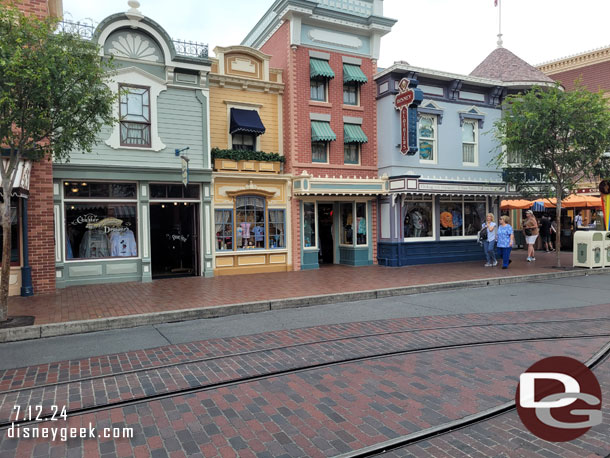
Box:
61, 0, 610, 75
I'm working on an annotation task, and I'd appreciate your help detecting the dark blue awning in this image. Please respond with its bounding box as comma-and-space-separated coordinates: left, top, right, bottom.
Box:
229, 108, 266, 135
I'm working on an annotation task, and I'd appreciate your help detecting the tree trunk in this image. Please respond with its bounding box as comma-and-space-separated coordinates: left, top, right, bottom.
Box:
555, 199, 562, 268
0, 195, 12, 322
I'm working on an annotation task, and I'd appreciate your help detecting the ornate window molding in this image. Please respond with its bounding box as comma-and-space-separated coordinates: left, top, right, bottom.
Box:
458, 106, 486, 128
418, 99, 444, 124
105, 67, 167, 151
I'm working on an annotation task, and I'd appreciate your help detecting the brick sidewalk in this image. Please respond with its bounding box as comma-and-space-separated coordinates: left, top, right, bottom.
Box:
7, 250, 580, 326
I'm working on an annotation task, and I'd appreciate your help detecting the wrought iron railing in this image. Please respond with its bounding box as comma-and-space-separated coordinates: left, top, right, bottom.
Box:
56, 20, 209, 58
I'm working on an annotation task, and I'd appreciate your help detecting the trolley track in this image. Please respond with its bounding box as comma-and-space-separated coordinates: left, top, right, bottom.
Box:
1, 315, 609, 396
337, 342, 610, 458
1, 333, 609, 431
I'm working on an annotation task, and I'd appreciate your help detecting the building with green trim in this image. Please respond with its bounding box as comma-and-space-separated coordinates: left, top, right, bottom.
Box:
53, 4, 213, 287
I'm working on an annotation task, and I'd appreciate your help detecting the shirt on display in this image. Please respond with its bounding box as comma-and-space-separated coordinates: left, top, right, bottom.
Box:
79, 230, 110, 258
110, 229, 137, 257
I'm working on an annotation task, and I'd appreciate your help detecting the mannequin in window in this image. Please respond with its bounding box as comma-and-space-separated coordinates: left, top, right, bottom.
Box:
411, 210, 423, 238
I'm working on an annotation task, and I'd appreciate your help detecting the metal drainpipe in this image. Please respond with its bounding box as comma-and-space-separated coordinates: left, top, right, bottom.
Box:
20, 196, 33, 296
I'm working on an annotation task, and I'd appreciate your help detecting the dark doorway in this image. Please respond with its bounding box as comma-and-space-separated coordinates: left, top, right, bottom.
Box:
318, 203, 334, 264
150, 203, 199, 279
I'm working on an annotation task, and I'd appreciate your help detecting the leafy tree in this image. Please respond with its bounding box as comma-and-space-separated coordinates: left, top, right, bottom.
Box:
0, 6, 116, 322
494, 84, 610, 267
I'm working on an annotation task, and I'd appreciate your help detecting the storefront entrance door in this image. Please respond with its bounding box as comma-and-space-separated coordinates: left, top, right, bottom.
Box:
318, 203, 334, 264
150, 203, 199, 278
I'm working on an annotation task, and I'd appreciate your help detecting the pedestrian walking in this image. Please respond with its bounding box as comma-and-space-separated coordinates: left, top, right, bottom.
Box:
540, 214, 553, 252
497, 215, 514, 269
523, 210, 539, 262
481, 213, 497, 267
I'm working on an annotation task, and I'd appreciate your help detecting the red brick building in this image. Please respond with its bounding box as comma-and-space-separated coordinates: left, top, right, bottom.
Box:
243, 0, 395, 270
538, 45, 610, 100
2, 0, 62, 296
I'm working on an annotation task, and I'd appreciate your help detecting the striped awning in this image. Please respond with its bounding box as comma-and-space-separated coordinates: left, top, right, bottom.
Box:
311, 121, 336, 142
344, 124, 368, 143
343, 64, 367, 84
310, 58, 335, 79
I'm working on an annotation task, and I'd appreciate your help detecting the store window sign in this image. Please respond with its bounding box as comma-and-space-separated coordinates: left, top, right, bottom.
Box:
394, 78, 423, 155
70, 214, 131, 234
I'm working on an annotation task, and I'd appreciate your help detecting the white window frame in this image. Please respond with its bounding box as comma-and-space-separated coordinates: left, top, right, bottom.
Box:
310, 78, 328, 102
461, 119, 479, 166
418, 115, 438, 164
105, 67, 166, 152
402, 197, 435, 242
339, 201, 369, 248
439, 197, 487, 240
312, 141, 329, 164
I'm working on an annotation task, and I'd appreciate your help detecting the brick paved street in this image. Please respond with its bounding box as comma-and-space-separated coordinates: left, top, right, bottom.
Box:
8, 250, 577, 326
0, 303, 608, 457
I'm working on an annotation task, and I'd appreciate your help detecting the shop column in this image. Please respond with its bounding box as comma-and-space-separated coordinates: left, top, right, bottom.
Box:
139, 182, 152, 283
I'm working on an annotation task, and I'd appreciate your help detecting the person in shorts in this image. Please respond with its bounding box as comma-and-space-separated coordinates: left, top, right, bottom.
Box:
523, 210, 539, 262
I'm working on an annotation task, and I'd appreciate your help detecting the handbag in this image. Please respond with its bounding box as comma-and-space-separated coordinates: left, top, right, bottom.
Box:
478, 228, 488, 242
524, 227, 533, 236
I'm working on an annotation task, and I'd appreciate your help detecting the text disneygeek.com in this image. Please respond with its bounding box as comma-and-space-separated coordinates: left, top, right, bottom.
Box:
8, 405, 133, 442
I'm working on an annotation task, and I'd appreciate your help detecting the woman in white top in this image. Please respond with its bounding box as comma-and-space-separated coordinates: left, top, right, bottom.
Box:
482, 213, 497, 267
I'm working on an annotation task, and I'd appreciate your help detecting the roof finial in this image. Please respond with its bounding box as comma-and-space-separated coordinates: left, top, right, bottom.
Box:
495, 0, 503, 47
126, 0, 143, 21
497, 33, 504, 48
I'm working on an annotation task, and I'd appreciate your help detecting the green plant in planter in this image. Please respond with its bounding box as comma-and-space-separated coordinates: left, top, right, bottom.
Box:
211, 147, 286, 163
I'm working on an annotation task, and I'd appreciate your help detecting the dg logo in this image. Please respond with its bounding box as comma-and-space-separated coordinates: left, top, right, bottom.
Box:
516, 356, 602, 442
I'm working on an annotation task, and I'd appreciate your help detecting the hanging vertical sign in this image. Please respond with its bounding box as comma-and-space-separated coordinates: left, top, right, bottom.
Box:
394, 78, 423, 155
181, 155, 190, 187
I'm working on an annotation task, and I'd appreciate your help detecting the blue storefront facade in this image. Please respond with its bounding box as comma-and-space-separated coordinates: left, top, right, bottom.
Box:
375, 63, 513, 266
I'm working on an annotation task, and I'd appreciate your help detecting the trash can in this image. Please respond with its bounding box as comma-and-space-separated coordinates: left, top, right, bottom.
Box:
573, 231, 604, 268
603, 232, 610, 267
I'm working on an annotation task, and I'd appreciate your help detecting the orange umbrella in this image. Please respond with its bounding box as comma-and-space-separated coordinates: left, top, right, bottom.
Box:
500, 199, 532, 210
543, 195, 602, 208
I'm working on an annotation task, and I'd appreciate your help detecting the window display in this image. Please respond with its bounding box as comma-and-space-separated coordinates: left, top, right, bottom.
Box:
303, 202, 316, 248
340, 203, 353, 245
356, 202, 367, 245
216, 196, 285, 251
65, 203, 137, 259
403, 201, 433, 239
215, 210, 233, 251
440, 198, 486, 237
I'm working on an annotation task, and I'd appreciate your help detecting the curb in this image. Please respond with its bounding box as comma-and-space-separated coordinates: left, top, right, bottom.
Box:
1, 268, 608, 343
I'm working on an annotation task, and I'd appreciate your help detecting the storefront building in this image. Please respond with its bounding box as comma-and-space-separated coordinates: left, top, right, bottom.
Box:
209, 46, 292, 275
243, 0, 395, 270
375, 64, 511, 266
375, 47, 556, 266
53, 4, 214, 287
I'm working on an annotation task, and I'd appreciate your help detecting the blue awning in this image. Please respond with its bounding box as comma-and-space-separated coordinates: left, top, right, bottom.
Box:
229, 108, 266, 135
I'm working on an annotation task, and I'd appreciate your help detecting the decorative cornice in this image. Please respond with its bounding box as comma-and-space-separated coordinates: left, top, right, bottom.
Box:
537, 45, 610, 75
209, 74, 284, 94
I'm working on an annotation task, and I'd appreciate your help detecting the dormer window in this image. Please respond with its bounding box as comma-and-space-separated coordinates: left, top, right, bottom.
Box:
119, 85, 151, 147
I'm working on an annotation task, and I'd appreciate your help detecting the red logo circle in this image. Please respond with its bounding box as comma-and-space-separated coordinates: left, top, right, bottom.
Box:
516, 356, 602, 442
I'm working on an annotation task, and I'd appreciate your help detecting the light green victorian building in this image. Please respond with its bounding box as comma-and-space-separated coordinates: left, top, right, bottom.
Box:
53, 3, 214, 287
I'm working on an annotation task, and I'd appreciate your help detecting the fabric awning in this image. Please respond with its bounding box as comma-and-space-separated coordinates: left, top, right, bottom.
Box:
500, 199, 532, 210
343, 64, 367, 84
311, 121, 336, 142
229, 108, 266, 135
1, 159, 32, 198
344, 124, 368, 143
310, 58, 335, 79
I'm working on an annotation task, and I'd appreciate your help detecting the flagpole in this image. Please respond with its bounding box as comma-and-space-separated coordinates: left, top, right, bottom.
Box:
497, 0, 503, 47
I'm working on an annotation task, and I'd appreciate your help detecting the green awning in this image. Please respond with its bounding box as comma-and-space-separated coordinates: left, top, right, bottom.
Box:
311, 121, 336, 142
310, 58, 335, 79
343, 64, 367, 84
344, 124, 368, 143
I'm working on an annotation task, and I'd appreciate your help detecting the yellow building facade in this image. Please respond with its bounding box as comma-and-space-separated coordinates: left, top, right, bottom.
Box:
210, 46, 292, 275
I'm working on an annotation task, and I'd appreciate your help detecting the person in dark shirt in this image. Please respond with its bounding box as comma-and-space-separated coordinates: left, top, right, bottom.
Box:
540, 215, 553, 252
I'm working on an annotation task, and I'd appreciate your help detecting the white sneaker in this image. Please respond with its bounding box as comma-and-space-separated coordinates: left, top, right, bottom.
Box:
531, 257, 536, 261
527, 257, 532, 262
484, 263, 491, 267
492, 261, 498, 266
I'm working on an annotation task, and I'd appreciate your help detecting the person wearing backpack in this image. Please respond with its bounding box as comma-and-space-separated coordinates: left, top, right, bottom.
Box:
480, 213, 497, 267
